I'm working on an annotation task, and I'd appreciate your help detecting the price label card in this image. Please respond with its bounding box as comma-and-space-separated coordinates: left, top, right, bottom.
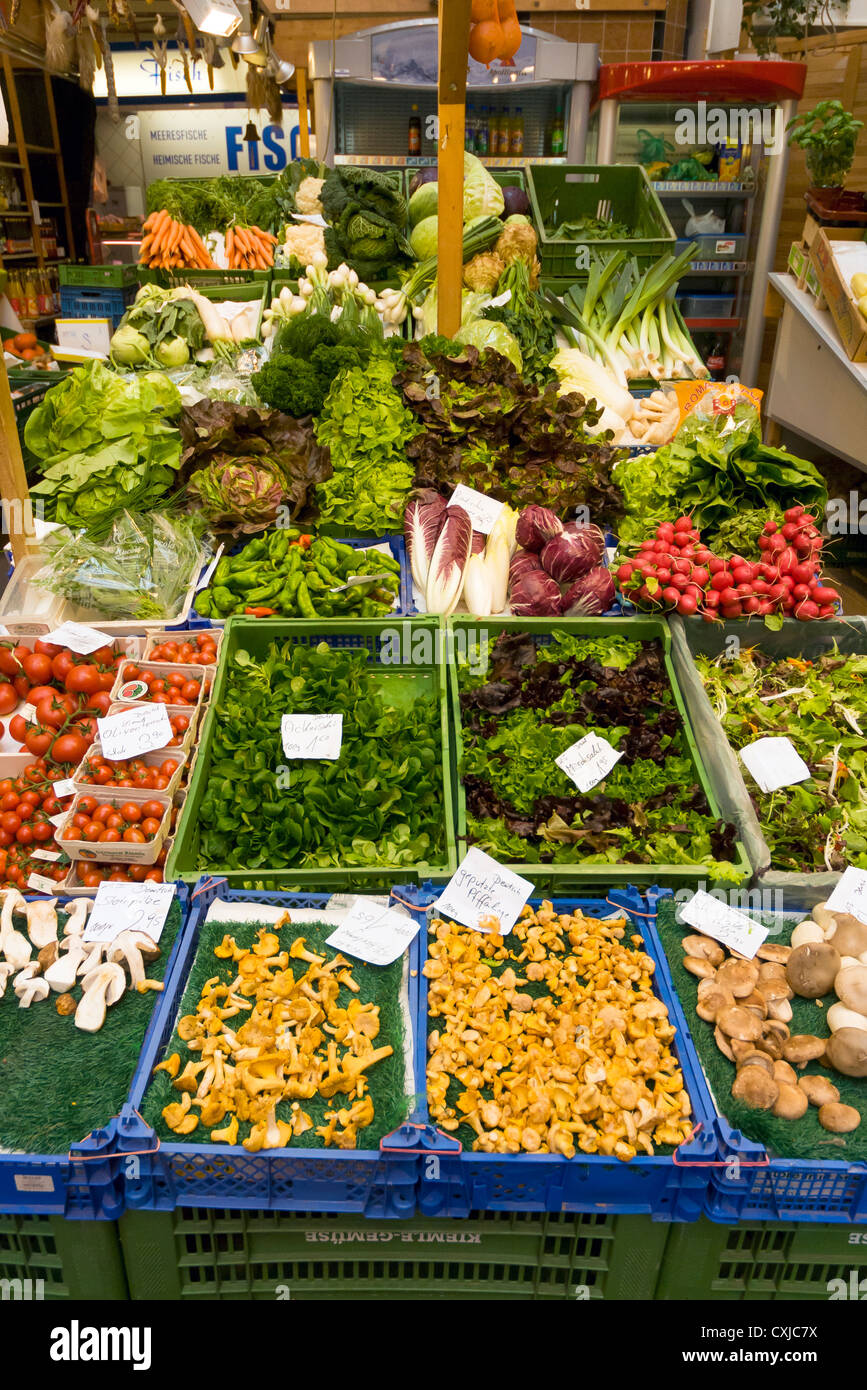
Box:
281, 714, 342, 760
740, 737, 811, 794
85, 880, 175, 944
98, 704, 172, 761
556, 733, 623, 794
42, 622, 112, 655
48, 812, 67, 828
52, 778, 76, 799
826, 866, 867, 925
31, 848, 61, 862
19, 703, 38, 724
679, 889, 769, 960
27, 872, 58, 895
435, 847, 534, 936
326, 897, 422, 966
447, 485, 505, 536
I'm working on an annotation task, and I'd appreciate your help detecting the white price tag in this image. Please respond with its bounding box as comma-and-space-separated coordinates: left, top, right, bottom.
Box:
195, 542, 225, 593
49, 812, 67, 828
435, 847, 534, 936
679, 889, 769, 960
19, 703, 38, 723
84, 880, 175, 944
31, 848, 61, 862
14, 1173, 53, 1193
27, 872, 58, 895
42, 622, 112, 655
447, 485, 505, 536
556, 733, 623, 794
739, 737, 811, 794
98, 704, 172, 761
326, 897, 421, 966
281, 714, 343, 760
826, 867, 867, 925
52, 778, 76, 799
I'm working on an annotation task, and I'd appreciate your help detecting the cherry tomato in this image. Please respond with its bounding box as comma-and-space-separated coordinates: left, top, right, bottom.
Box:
0, 683, 18, 715
120, 802, 142, 823
140, 817, 161, 837
31, 821, 53, 843
122, 826, 146, 843
24, 729, 52, 757
140, 800, 164, 821
72, 812, 90, 830
51, 732, 89, 765
0, 793, 19, 813
99, 828, 122, 843
83, 822, 103, 842
144, 869, 164, 882
0, 812, 20, 833
22, 652, 53, 686
12, 675, 30, 700
92, 805, 113, 824
0, 647, 21, 677
106, 811, 124, 830
127, 864, 149, 882
26, 685, 59, 708
51, 650, 75, 683
14, 824, 32, 845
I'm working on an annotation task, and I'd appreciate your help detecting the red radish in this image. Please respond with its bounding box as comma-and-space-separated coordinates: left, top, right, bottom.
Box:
764, 519, 779, 534
671, 573, 690, 591
731, 566, 753, 585
818, 604, 835, 617
753, 579, 769, 595
792, 583, 810, 600
691, 566, 710, 587
743, 597, 761, 613
811, 586, 839, 605
662, 587, 680, 606
719, 587, 739, 606
781, 522, 800, 541
679, 545, 697, 559
617, 563, 634, 582
675, 516, 692, 532
758, 535, 771, 550
677, 593, 698, 615
768, 534, 787, 553
721, 603, 743, 619
736, 583, 754, 597
784, 505, 804, 521
695, 547, 713, 564
703, 590, 721, 609
790, 563, 815, 584
703, 609, 720, 623
777, 548, 797, 574
658, 523, 675, 541
756, 601, 774, 615
710, 572, 731, 592
708, 556, 727, 574
655, 568, 672, 584
795, 599, 820, 620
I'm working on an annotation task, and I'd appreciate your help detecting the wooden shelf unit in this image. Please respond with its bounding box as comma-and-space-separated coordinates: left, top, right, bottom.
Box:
0, 52, 75, 272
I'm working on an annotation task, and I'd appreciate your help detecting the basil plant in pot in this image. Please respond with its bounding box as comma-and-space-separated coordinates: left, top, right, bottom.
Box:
787, 99, 864, 194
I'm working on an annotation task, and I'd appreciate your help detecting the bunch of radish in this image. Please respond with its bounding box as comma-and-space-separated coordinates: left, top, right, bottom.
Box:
617, 506, 840, 622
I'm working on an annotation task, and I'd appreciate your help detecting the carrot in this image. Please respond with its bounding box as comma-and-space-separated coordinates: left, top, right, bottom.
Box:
226, 226, 235, 260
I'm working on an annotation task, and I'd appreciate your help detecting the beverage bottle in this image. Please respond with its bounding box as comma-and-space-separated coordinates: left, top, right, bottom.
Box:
24, 270, 39, 319
498, 108, 511, 155
510, 106, 524, 156
7, 273, 22, 316
551, 102, 565, 156
408, 104, 421, 155
475, 106, 489, 157
465, 105, 476, 152
706, 335, 727, 380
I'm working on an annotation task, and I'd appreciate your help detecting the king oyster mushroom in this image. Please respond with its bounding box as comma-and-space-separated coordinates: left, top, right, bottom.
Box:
74, 962, 127, 1034
44, 939, 89, 994
0, 890, 31, 970
25, 899, 57, 950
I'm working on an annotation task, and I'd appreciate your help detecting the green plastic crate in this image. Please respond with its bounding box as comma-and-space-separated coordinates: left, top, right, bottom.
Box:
59, 262, 139, 289
656, 1218, 867, 1301
447, 615, 750, 892
119, 1207, 666, 1300
137, 266, 272, 289
527, 164, 675, 279
0, 1213, 127, 1300
165, 616, 457, 890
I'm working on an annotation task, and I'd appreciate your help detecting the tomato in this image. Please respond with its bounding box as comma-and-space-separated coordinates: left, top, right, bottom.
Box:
25, 685, 58, 708
72, 812, 90, 830
119, 802, 141, 823
0, 647, 20, 677
14, 825, 32, 845
61, 828, 79, 842
22, 652, 53, 685
19, 790, 40, 806
153, 776, 169, 791
122, 665, 140, 681
0, 813, 20, 833
51, 732, 89, 765
0, 683, 18, 715
123, 826, 146, 843
0, 793, 19, 813
31, 821, 53, 843
41, 795, 60, 816
12, 675, 30, 699
106, 812, 124, 830
83, 822, 103, 842
94, 767, 114, 785
89, 646, 116, 666
99, 828, 122, 843
127, 864, 149, 882
140, 800, 164, 821
81, 690, 112, 718
144, 869, 164, 882
81, 871, 104, 887
72, 717, 99, 744
98, 670, 115, 692
92, 806, 112, 824
35, 698, 69, 730
51, 650, 75, 683
181, 681, 200, 702
33, 638, 61, 657
15, 802, 35, 821
173, 715, 189, 732
77, 795, 97, 815
160, 759, 179, 777
150, 693, 171, 705
65, 665, 103, 696
141, 817, 161, 837
24, 729, 52, 757
0, 780, 11, 795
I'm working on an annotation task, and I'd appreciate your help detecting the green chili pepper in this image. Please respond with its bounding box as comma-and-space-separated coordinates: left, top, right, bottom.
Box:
269, 530, 290, 563
213, 558, 233, 585
212, 585, 236, 614
195, 591, 213, 617
296, 579, 318, 618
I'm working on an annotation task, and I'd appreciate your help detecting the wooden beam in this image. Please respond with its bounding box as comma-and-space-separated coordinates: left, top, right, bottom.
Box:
296, 65, 310, 157
842, 43, 863, 111
437, 0, 471, 339
0, 358, 35, 567
774, 25, 867, 53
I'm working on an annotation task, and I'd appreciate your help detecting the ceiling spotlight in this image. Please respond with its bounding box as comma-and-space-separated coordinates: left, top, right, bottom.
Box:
180, 0, 241, 38
268, 54, 295, 86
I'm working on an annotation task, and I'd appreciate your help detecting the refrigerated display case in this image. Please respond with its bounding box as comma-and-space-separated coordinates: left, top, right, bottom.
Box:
308, 20, 598, 169
587, 60, 806, 382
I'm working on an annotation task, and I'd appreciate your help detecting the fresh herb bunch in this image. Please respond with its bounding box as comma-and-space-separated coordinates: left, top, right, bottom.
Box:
394, 339, 624, 521
695, 645, 867, 872
458, 630, 739, 876
483, 259, 557, 385
197, 640, 445, 872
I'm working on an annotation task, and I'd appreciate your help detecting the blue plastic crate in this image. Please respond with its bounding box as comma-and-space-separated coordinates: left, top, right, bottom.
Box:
645, 887, 867, 1225
188, 534, 414, 626
0, 886, 189, 1220
116, 879, 429, 1217
410, 885, 721, 1220
59, 284, 136, 330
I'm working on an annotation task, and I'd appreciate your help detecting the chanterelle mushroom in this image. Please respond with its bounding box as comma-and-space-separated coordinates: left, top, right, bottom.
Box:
0, 890, 31, 969
25, 899, 57, 950
75, 962, 127, 1033
14, 965, 50, 1008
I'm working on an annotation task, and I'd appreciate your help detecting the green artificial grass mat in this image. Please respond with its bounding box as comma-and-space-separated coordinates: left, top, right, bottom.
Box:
142, 916, 410, 1150
0, 898, 182, 1155
655, 899, 867, 1161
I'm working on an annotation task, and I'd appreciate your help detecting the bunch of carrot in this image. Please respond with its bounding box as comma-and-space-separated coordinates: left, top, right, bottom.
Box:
226, 223, 277, 270
139, 210, 216, 270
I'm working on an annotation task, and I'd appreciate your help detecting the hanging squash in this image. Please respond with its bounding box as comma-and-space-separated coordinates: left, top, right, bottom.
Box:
468, 16, 504, 67
496, 0, 522, 65
471, 0, 497, 19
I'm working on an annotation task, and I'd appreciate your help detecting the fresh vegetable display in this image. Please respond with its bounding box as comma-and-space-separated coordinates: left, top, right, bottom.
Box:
319, 164, 411, 282
110, 284, 261, 368
619, 507, 839, 623
179, 400, 330, 534
60, 795, 168, 848
0, 637, 124, 769
196, 639, 446, 873
615, 396, 828, 551
426, 903, 694, 1161
138, 210, 216, 272
225, 223, 277, 272
26, 363, 183, 537
511, 507, 614, 616
695, 645, 867, 872
260, 256, 404, 343
395, 339, 624, 521
114, 663, 203, 707
147, 632, 220, 666
0, 763, 72, 889
457, 629, 739, 876
195, 528, 401, 620
72, 857, 168, 887
76, 754, 181, 791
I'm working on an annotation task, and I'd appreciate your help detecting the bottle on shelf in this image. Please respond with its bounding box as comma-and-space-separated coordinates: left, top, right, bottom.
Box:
465, 104, 476, 153
408, 104, 421, 156
23, 269, 39, 320
497, 107, 510, 156
706, 335, 727, 380
510, 106, 524, 157
475, 105, 489, 158
550, 101, 565, 157
7, 273, 22, 316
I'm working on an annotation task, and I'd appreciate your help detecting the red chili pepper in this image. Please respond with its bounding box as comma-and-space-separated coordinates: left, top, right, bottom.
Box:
299, 534, 313, 550
244, 606, 277, 617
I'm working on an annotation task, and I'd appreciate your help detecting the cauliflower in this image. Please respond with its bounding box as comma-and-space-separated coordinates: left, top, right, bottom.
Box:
463, 251, 505, 293
277, 222, 326, 266
295, 176, 325, 215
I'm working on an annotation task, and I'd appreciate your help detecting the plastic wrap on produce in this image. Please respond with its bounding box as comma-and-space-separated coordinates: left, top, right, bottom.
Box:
669, 614, 867, 906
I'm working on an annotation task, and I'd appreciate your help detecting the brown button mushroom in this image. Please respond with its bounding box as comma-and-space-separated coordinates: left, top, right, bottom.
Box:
731, 1065, 779, 1111
786, 942, 841, 998
756, 942, 791, 964
773, 1060, 798, 1086
682, 934, 726, 967
742, 990, 769, 1020
835, 965, 867, 1017
782, 1034, 828, 1067
684, 955, 717, 980
717, 959, 759, 998
824, 914, 867, 959
825, 1027, 867, 1078
758, 960, 787, 983
696, 980, 735, 1023
717, 1006, 763, 1042
757, 976, 792, 1003
818, 1102, 862, 1134
797, 1075, 840, 1107
772, 1083, 808, 1120
735, 1050, 774, 1075
714, 1026, 735, 1062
